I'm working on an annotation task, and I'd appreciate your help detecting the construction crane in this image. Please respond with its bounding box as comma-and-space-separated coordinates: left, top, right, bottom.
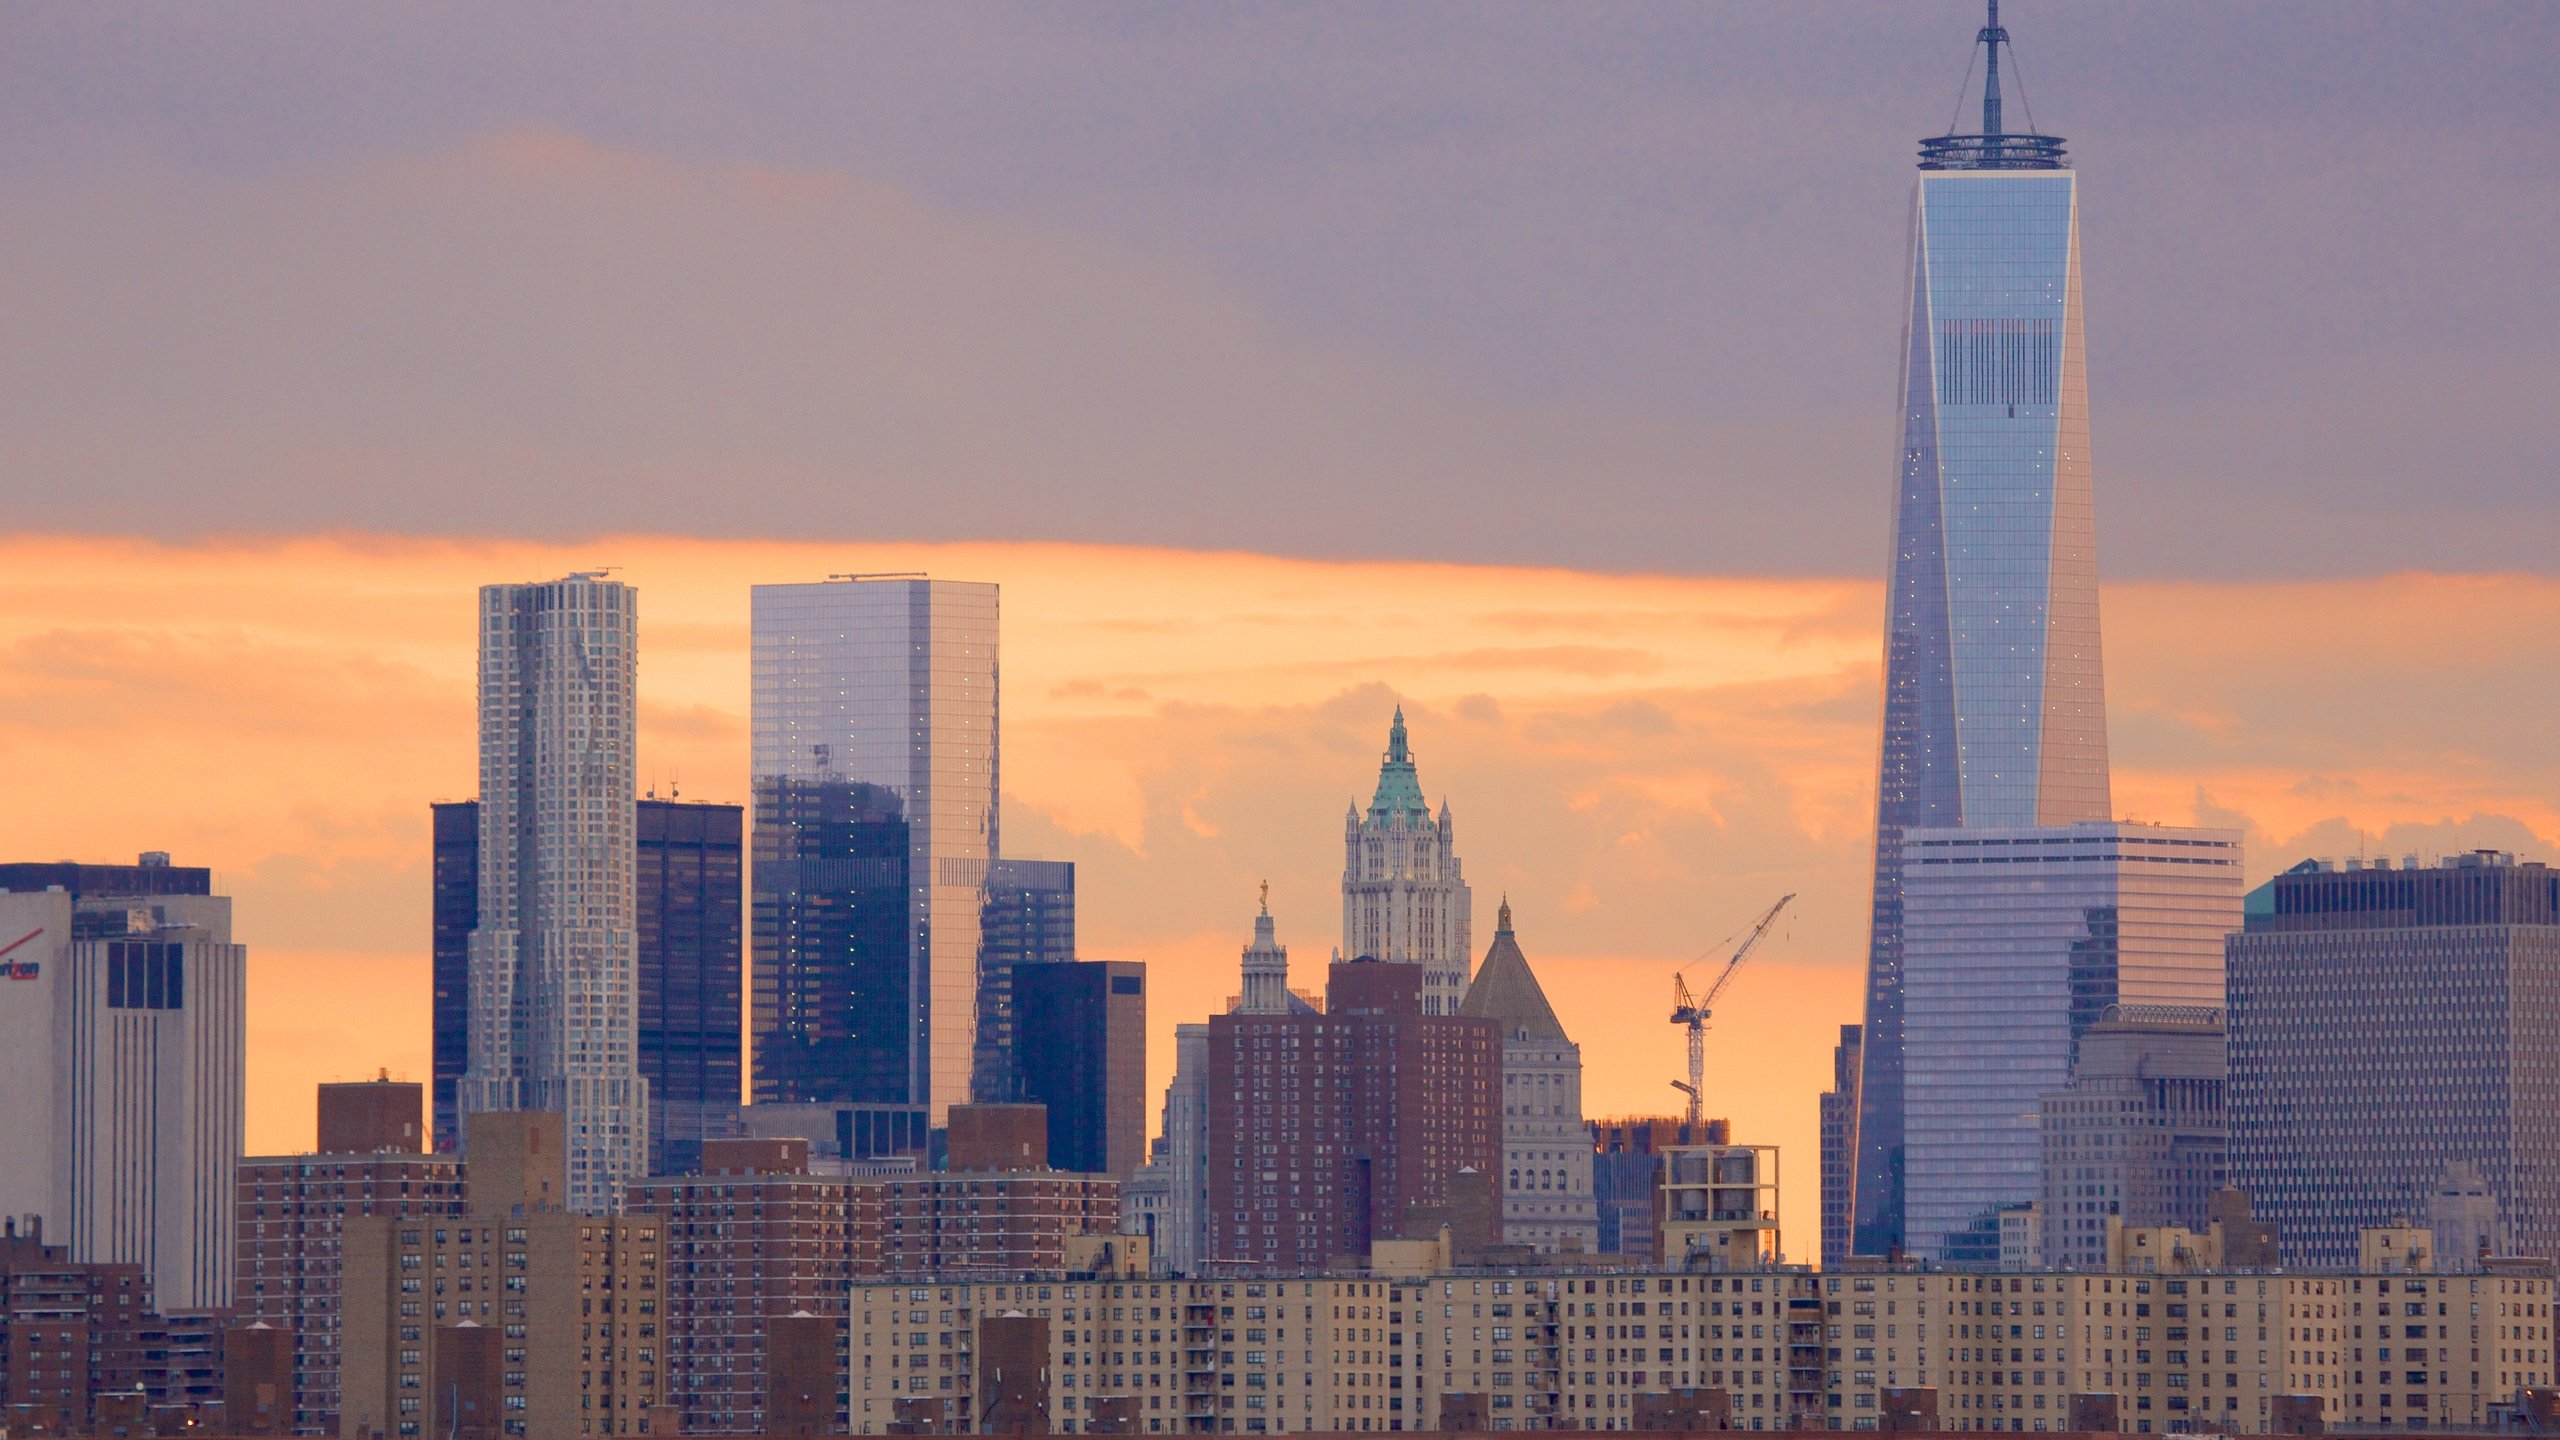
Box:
1668, 894, 1795, 1126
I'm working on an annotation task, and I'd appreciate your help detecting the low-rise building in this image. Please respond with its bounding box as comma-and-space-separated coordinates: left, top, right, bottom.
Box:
236, 1078, 464, 1432
339, 1112, 664, 1439
1818, 1221, 2556, 1433
845, 1254, 1827, 1436
626, 1137, 882, 1436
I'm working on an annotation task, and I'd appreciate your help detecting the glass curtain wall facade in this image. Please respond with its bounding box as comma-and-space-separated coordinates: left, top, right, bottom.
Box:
1850, 24, 2110, 1256
750, 577, 997, 1122
457, 573, 647, 1213
636, 799, 744, 1178
429, 801, 477, 1154
969, 859, 1077, 1104
1899, 824, 2237, 1263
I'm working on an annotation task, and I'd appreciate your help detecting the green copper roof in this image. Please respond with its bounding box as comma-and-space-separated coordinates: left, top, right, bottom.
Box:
1367, 707, 1431, 820
1459, 899, 1569, 1042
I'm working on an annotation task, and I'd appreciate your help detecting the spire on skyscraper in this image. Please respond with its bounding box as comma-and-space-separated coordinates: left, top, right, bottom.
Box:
1368, 706, 1431, 819
1980, 0, 2007, 139
1922, 0, 2065, 170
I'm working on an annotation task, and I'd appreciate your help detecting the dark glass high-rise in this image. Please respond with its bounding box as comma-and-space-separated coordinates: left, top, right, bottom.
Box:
748, 777, 915, 1105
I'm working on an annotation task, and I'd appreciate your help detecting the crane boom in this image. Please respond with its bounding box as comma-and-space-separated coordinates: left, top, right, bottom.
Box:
1667, 893, 1796, 1125
1700, 894, 1794, 1009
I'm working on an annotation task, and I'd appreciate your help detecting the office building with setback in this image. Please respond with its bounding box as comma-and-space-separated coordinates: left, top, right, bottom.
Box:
2039, 1004, 2227, 1270
1899, 823, 2240, 1264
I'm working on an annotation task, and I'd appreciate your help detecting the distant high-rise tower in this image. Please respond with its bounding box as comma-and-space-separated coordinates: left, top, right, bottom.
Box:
1014, 960, 1146, 1179
636, 799, 745, 1178
1851, 1, 2109, 1257
0, 855, 246, 1311
970, 859, 1077, 1104
1342, 709, 1472, 1014
457, 572, 647, 1213
1817, 1023, 1862, 1266
435, 797, 744, 1177
2229, 852, 2560, 1267
750, 576, 998, 1122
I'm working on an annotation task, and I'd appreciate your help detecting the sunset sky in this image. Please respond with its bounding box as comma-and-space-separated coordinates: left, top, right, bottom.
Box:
4, 3, 2557, 1254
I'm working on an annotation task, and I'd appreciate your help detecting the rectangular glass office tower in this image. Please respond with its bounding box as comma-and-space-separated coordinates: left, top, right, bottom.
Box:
1847, 12, 2112, 1256
750, 576, 997, 1122
1898, 823, 2237, 1262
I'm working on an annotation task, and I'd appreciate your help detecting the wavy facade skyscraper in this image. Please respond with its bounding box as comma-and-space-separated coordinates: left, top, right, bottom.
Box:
1844, 2, 2112, 1257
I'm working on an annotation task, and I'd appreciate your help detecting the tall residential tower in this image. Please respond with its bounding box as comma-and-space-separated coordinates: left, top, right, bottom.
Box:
457, 572, 647, 1212
1847, 2, 2111, 1257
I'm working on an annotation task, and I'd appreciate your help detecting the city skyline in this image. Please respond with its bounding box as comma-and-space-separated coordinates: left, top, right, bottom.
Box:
15, 532, 2560, 1256
2, 2, 2556, 1286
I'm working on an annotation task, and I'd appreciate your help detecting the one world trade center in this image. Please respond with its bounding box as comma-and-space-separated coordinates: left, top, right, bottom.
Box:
1844, 1, 2113, 1257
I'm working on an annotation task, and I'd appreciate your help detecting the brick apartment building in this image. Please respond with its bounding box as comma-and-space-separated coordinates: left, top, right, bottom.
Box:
1206, 958, 1501, 1274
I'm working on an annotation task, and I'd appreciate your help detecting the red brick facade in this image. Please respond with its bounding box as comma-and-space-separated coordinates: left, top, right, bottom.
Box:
1205, 958, 1501, 1273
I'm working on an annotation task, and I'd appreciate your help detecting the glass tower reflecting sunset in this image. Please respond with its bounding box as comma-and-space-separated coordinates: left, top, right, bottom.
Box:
750, 575, 998, 1124
1847, 0, 2112, 1257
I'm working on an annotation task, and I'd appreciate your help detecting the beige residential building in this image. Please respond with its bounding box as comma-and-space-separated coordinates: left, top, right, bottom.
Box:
340, 1112, 664, 1439
842, 1216, 2554, 1437
847, 1255, 1825, 1435
1820, 1222, 2555, 1433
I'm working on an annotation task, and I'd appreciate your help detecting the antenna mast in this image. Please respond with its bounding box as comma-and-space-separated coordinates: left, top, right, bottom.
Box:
1980, 0, 2007, 139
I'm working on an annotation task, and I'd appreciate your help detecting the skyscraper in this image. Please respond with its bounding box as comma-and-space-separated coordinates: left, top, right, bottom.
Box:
1014, 959, 1147, 1179
636, 798, 745, 1177
1816, 1023, 1861, 1266
1341, 709, 1472, 1014
457, 572, 647, 1213
428, 801, 476, 1154
1899, 824, 2238, 1263
1851, 2, 2109, 1256
0, 855, 246, 1311
2229, 852, 2560, 1267
750, 576, 998, 1122
969, 858, 1077, 1104
437, 798, 746, 1176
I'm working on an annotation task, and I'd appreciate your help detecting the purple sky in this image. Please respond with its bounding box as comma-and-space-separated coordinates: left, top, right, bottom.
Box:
3, 1, 2553, 578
